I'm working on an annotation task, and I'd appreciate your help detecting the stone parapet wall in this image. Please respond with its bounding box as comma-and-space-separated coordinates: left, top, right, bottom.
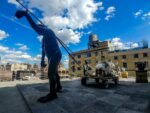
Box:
0, 71, 12, 81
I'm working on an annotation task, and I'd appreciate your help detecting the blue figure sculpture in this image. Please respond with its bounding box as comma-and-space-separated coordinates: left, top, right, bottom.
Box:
15, 10, 62, 103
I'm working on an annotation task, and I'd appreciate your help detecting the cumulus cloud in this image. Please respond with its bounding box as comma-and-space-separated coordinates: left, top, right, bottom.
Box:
15, 43, 23, 46
9, 0, 103, 44
0, 29, 9, 40
19, 45, 29, 50
106, 6, 116, 15
36, 54, 41, 59
105, 15, 113, 21
56, 29, 81, 44
143, 12, 150, 19
0, 45, 9, 52
111, 37, 124, 50
37, 35, 43, 42
110, 37, 139, 51
134, 10, 143, 17
0, 45, 38, 64
134, 10, 150, 25
8, 0, 20, 7
131, 43, 138, 48
105, 6, 116, 21
4, 54, 31, 59
15, 43, 29, 50
1, 59, 21, 64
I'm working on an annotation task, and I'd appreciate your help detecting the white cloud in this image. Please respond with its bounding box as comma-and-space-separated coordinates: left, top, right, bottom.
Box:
110, 37, 139, 51
4, 54, 31, 59
16, 43, 29, 50
0, 45, 9, 52
19, 45, 29, 50
0, 29, 9, 40
142, 11, 150, 24
143, 12, 150, 19
106, 6, 116, 15
37, 35, 43, 42
15, 43, 24, 46
36, 54, 41, 59
99, 7, 105, 11
111, 37, 124, 50
0, 44, 42, 64
8, 50, 24, 55
112, 37, 120, 42
131, 43, 138, 48
105, 15, 114, 21
1, 59, 21, 64
105, 6, 116, 21
134, 10, 150, 25
21, 54, 31, 59
8, 0, 20, 6
56, 29, 81, 44
0, 45, 33, 64
134, 10, 143, 17
9, 0, 103, 45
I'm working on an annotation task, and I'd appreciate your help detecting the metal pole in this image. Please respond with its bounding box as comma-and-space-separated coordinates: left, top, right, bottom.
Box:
16, 0, 44, 26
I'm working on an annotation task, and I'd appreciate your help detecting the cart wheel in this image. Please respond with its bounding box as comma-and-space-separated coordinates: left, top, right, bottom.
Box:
81, 77, 87, 85
95, 78, 99, 83
102, 80, 109, 89
114, 77, 119, 85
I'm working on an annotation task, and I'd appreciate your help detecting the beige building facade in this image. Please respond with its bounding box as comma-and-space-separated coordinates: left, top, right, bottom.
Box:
108, 49, 150, 77
11, 63, 28, 71
69, 35, 150, 77
43, 61, 69, 78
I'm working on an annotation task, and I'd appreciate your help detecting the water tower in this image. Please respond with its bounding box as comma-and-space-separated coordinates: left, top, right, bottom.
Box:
88, 34, 99, 49
142, 39, 148, 48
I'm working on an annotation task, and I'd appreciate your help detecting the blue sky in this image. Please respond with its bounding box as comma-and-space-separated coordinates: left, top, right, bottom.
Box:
0, 0, 150, 67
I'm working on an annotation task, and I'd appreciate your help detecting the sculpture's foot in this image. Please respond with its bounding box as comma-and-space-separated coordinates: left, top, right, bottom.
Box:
37, 93, 57, 103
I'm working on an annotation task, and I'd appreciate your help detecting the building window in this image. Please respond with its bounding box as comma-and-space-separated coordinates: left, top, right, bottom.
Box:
143, 53, 148, 57
144, 61, 148, 68
114, 56, 118, 60
77, 67, 81, 70
123, 62, 127, 68
101, 56, 105, 59
71, 61, 75, 65
96, 60, 98, 64
77, 61, 81, 64
95, 52, 98, 56
135, 62, 138, 68
88, 67, 92, 70
71, 66, 75, 72
134, 54, 139, 58
77, 54, 81, 58
87, 53, 91, 57
122, 55, 126, 59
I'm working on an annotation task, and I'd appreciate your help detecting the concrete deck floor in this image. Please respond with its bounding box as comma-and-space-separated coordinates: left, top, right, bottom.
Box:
0, 78, 150, 113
